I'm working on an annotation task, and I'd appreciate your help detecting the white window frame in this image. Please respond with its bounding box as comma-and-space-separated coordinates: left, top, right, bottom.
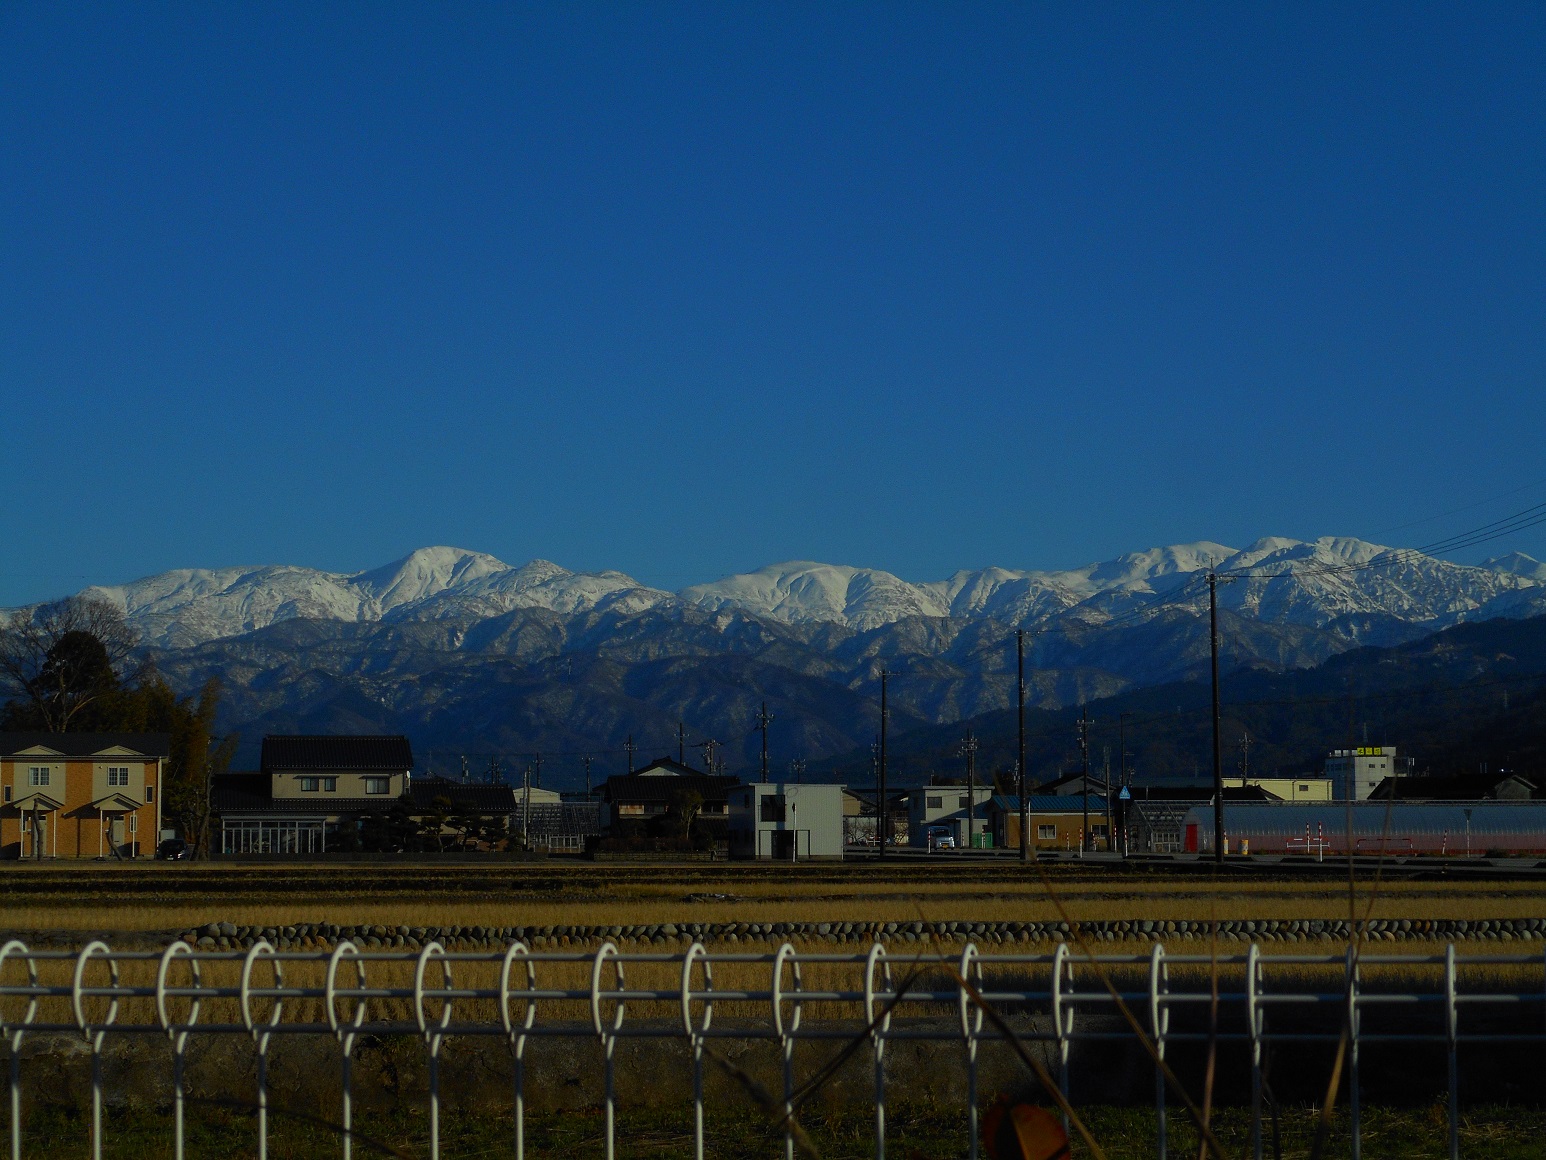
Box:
1037, 824, 1058, 840
107, 766, 130, 787
364, 777, 391, 795
28, 767, 50, 787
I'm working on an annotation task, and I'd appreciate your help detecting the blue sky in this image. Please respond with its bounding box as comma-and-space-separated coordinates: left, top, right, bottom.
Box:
3, 4, 1544, 604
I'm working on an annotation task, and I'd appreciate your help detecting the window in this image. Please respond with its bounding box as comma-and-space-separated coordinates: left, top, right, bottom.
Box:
145, 785, 154, 803
107, 766, 130, 786
1299, 784, 1310, 792
1091, 824, 1109, 838
27, 767, 49, 787
1038, 824, 1057, 840
958, 795, 969, 809
300, 777, 320, 792
926, 795, 943, 809
322, 777, 336, 792
2, 787, 9, 803
760, 797, 785, 823
364, 777, 391, 795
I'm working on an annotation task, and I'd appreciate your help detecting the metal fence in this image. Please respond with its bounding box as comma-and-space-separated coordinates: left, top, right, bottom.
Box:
2, 938, 1542, 1160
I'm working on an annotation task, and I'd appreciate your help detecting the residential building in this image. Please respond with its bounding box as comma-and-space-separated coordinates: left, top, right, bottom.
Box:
909, 784, 995, 848
0, 733, 168, 859
600, 758, 738, 834
1324, 747, 1400, 800
988, 795, 1112, 851
215, 734, 416, 853
728, 783, 845, 859
1221, 775, 1334, 801
1370, 771, 1539, 801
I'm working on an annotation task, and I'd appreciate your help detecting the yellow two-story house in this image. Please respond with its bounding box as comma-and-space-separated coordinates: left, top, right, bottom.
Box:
0, 733, 168, 859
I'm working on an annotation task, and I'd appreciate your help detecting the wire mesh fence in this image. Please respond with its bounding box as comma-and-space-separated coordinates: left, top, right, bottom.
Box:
1, 937, 1542, 1160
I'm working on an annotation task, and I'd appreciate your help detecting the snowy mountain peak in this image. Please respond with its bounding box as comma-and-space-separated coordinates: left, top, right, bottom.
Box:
14, 534, 1546, 649
353, 546, 511, 608
1485, 551, 1546, 582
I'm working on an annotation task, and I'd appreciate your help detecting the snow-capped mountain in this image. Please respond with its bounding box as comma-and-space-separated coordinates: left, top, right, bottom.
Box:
1485, 551, 1546, 583
685, 538, 1537, 636
12, 537, 1543, 649
69, 547, 669, 648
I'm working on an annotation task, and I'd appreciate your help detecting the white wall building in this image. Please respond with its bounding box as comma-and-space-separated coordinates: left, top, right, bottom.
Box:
1323, 747, 1398, 801
908, 785, 995, 848
728, 783, 845, 860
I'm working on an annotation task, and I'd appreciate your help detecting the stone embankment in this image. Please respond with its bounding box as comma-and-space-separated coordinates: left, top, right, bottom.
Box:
176, 916, 1546, 950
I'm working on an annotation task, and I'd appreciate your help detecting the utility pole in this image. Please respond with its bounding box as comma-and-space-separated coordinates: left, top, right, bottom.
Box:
1078, 708, 1091, 856
1017, 629, 1028, 863
756, 701, 774, 784
1209, 570, 1225, 864
789, 757, 806, 784
678, 721, 686, 767
960, 729, 979, 850
878, 670, 889, 860
1102, 746, 1112, 851
532, 751, 543, 789
582, 754, 594, 796
521, 761, 531, 850
1238, 730, 1252, 779
624, 734, 636, 775
1118, 712, 1131, 856
460, 755, 469, 783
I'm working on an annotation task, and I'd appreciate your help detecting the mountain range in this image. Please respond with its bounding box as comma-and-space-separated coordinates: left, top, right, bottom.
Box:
10, 539, 1546, 776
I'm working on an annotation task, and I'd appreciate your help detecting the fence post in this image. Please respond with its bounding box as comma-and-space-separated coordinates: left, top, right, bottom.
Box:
414, 943, 454, 1160
1346, 946, 1361, 1160
326, 943, 367, 1160
239, 941, 282, 1160
1148, 945, 1169, 1160
72, 942, 119, 1160
500, 942, 536, 1160
680, 944, 714, 1160
0, 942, 37, 1160
773, 944, 805, 1160
1445, 944, 1459, 1160
590, 943, 626, 1160
156, 942, 202, 1160
1050, 942, 1074, 1127
864, 943, 893, 1160
1245, 944, 1263, 1160
957, 943, 984, 1160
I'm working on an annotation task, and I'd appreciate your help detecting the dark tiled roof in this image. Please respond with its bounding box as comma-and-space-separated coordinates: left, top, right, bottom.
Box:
1371, 773, 1539, 800
407, 777, 518, 813
261, 735, 413, 772
633, 757, 706, 776
0, 732, 171, 758
602, 773, 740, 803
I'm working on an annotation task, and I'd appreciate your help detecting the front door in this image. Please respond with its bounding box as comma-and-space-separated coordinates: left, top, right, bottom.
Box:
771, 831, 795, 859
109, 816, 125, 856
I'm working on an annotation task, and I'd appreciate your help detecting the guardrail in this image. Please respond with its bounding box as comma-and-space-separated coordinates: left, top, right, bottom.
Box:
2, 938, 1541, 1160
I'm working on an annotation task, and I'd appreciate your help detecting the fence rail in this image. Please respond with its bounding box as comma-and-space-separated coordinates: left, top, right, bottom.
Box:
2, 938, 1542, 1160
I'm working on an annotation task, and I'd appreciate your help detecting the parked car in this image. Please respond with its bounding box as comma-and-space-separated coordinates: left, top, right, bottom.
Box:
156, 838, 190, 860
925, 826, 955, 852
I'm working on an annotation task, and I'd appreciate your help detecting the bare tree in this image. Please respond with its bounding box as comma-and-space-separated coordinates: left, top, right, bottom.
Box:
0, 596, 140, 731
